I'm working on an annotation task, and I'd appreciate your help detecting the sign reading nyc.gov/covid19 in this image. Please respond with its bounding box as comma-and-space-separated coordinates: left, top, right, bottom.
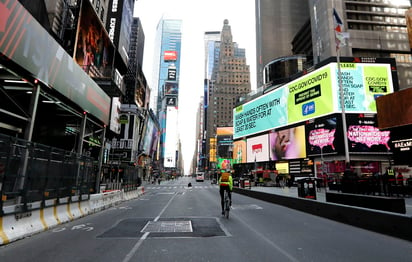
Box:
233, 62, 393, 139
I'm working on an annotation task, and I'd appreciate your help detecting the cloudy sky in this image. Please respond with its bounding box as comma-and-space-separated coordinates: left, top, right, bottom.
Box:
134, 0, 256, 173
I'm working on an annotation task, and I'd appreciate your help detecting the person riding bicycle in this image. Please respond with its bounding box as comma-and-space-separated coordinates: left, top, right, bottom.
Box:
219, 172, 233, 215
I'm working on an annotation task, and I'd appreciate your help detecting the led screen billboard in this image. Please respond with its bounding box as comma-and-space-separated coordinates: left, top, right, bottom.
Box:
233, 140, 247, 164
165, 82, 178, 95
164, 106, 178, 168
74, 0, 114, 78
0, 0, 111, 124
269, 125, 306, 160
234, 62, 394, 139
346, 114, 390, 153
164, 51, 177, 61
246, 134, 269, 163
305, 116, 342, 157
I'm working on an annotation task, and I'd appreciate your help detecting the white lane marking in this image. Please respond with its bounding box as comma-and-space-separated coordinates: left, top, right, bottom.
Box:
122, 192, 178, 262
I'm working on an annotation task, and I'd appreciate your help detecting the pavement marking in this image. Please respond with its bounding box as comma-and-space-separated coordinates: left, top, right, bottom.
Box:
122, 192, 178, 262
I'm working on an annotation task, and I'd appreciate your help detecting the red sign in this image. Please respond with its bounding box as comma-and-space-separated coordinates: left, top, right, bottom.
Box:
164, 51, 177, 61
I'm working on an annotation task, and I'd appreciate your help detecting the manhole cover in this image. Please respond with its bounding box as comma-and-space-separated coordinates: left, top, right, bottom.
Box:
141, 220, 193, 233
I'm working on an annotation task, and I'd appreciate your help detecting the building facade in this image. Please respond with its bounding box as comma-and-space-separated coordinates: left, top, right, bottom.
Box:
205, 20, 251, 171
151, 18, 182, 171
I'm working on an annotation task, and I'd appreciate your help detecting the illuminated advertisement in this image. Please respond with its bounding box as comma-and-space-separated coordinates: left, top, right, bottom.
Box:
165, 81, 178, 95
287, 66, 335, 123
106, 0, 132, 65
168, 68, 177, 80
233, 62, 394, 139
305, 116, 342, 157
109, 97, 121, 134
389, 125, 412, 165
141, 115, 160, 157
234, 87, 288, 139
247, 134, 269, 162
209, 137, 217, 162
233, 140, 247, 164
332, 63, 393, 113
164, 51, 177, 61
346, 114, 390, 153
74, 0, 115, 78
217, 127, 233, 159
0, 0, 110, 124
164, 106, 178, 167
166, 97, 177, 106
217, 158, 233, 170
269, 125, 306, 160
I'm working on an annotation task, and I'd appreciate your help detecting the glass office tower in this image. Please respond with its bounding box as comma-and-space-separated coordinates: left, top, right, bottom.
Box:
152, 18, 182, 168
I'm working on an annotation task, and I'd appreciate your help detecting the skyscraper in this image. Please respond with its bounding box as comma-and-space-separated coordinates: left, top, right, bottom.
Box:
205, 20, 251, 170
255, 0, 310, 88
152, 18, 182, 169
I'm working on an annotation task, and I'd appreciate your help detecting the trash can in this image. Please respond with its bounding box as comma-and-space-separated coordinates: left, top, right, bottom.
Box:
297, 178, 317, 199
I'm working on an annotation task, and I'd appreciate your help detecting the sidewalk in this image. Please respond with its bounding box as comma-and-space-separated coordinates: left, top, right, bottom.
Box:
249, 185, 412, 216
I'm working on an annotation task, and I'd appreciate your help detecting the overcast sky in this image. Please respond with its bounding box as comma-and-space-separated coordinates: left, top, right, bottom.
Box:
134, 0, 256, 174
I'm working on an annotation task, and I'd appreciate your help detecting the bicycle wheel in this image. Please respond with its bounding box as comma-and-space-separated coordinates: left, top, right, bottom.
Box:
224, 191, 230, 219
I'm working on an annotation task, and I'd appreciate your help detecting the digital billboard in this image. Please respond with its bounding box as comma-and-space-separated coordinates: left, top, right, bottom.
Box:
234, 87, 288, 138
233, 140, 247, 164
346, 114, 390, 153
246, 134, 269, 163
217, 127, 233, 159
165, 82, 178, 95
305, 116, 342, 157
389, 125, 412, 165
164, 51, 177, 61
168, 68, 177, 81
332, 63, 393, 113
164, 106, 178, 168
269, 125, 306, 160
234, 62, 394, 139
0, 0, 110, 124
74, 0, 115, 78
106, 0, 132, 65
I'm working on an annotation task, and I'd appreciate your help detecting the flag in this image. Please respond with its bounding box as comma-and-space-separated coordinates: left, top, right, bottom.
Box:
333, 8, 347, 50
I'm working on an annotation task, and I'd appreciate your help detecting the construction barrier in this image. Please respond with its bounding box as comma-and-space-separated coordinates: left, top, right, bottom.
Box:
0, 186, 145, 245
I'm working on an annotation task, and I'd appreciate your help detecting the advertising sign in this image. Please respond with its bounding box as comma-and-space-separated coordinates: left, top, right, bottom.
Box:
287, 66, 334, 123
0, 0, 110, 123
168, 68, 177, 81
106, 0, 132, 65
305, 116, 342, 157
332, 63, 393, 112
165, 82, 178, 95
233, 140, 247, 164
233, 62, 394, 139
346, 114, 390, 153
234, 87, 288, 139
389, 125, 412, 165
74, 0, 115, 79
246, 134, 269, 162
269, 125, 306, 160
164, 51, 177, 61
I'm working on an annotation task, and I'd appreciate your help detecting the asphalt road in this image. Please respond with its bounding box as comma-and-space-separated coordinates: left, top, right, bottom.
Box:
1, 177, 411, 262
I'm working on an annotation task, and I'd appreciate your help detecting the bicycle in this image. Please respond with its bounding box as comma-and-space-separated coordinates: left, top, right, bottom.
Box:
223, 189, 230, 219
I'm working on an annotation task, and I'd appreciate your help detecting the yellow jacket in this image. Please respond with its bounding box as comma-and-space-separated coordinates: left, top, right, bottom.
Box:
219, 174, 233, 191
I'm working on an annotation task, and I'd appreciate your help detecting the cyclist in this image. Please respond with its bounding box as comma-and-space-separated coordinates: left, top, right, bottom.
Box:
219, 172, 233, 215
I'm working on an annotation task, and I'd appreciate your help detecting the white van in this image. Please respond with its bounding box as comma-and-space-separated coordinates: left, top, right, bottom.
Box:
196, 172, 205, 182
